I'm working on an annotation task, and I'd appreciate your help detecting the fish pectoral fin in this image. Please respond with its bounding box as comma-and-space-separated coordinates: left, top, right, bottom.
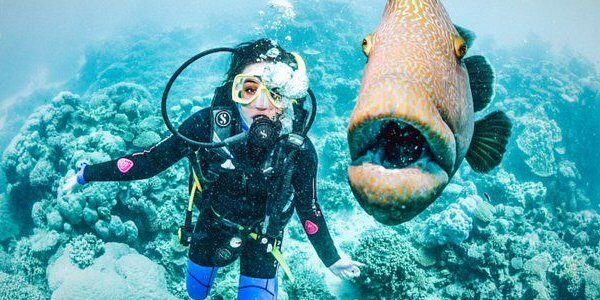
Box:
454, 24, 476, 49
466, 111, 512, 173
465, 55, 496, 112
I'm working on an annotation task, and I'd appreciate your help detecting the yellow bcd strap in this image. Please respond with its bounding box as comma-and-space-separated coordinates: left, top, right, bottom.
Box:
248, 233, 295, 282
187, 169, 203, 211
271, 246, 294, 282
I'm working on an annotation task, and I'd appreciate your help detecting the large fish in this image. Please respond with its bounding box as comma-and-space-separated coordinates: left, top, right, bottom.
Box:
347, 0, 512, 225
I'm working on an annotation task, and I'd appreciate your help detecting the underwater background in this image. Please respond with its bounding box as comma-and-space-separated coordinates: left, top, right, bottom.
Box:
0, 0, 599, 299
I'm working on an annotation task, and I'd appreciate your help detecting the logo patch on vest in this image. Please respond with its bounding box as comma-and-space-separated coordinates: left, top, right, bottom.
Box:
117, 158, 134, 174
215, 111, 231, 127
304, 220, 319, 235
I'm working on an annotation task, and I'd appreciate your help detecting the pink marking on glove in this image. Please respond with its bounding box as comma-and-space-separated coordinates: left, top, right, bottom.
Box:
304, 220, 319, 235
117, 158, 134, 174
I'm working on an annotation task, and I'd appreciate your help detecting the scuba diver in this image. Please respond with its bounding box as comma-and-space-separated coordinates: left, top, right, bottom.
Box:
62, 39, 363, 299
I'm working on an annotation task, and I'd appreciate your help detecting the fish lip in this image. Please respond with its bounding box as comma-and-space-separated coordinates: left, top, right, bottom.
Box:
348, 117, 454, 174
348, 162, 449, 224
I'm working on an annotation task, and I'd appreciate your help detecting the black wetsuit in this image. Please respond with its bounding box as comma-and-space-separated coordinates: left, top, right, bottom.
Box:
80, 107, 340, 278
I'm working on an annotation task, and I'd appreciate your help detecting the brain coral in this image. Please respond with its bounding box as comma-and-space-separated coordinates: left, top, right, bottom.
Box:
419, 203, 474, 247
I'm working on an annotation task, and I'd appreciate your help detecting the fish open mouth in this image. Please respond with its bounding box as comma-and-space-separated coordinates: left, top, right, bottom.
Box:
348, 117, 454, 173
351, 119, 431, 170
347, 117, 454, 224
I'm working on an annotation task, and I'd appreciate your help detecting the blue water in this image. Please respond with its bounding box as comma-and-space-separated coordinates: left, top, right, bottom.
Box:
0, 1, 598, 299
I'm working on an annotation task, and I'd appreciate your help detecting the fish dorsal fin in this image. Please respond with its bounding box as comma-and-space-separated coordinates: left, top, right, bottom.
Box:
454, 24, 476, 49
466, 111, 512, 173
465, 55, 495, 112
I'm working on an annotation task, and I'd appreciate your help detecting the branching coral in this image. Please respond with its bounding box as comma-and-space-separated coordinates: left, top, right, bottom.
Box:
0, 272, 48, 300
11, 229, 62, 286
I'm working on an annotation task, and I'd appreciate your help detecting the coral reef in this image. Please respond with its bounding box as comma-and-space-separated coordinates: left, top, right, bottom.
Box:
47, 242, 176, 299
67, 233, 105, 269
418, 202, 473, 247
11, 229, 63, 288
0, 82, 194, 292
283, 264, 336, 300
515, 106, 562, 177
0, 194, 19, 241
351, 227, 432, 299
0, 272, 47, 300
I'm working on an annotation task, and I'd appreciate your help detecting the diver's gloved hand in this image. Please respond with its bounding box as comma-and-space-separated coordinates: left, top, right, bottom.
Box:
61, 175, 78, 195
328, 257, 364, 280
61, 163, 87, 195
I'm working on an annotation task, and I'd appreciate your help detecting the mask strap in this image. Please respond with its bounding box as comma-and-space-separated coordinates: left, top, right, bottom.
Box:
290, 52, 306, 74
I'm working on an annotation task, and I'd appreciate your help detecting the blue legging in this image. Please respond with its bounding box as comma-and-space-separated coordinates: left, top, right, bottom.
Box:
186, 260, 278, 300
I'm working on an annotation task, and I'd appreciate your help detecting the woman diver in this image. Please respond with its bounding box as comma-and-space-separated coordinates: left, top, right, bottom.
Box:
62, 39, 363, 299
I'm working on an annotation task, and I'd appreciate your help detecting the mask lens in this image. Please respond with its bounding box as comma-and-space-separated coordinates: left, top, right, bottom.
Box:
233, 75, 262, 104
232, 74, 288, 109
241, 77, 260, 100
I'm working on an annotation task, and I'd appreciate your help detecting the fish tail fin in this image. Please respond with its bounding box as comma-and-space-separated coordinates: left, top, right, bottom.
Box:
454, 24, 476, 48
465, 55, 496, 112
466, 111, 512, 173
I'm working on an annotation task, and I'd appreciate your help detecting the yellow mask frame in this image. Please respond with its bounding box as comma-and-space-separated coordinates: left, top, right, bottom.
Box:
231, 52, 306, 109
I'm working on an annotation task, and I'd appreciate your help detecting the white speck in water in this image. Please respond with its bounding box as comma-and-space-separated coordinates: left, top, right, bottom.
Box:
303, 48, 321, 55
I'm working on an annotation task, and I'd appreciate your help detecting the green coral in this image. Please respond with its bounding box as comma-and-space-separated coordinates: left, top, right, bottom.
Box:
0, 272, 48, 300
207, 263, 240, 300
11, 230, 62, 285
280, 250, 336, 300
284, 265, 336, 300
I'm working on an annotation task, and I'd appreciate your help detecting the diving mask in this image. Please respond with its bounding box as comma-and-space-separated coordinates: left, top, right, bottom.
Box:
232, 74, 287, 109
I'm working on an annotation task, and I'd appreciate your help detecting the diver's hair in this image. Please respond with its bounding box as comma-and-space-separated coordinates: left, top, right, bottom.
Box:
224, 39, 296, 83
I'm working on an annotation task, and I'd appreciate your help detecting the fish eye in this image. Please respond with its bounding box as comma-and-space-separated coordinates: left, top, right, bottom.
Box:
362, 34, 374, 57
453, 36, 467, 60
